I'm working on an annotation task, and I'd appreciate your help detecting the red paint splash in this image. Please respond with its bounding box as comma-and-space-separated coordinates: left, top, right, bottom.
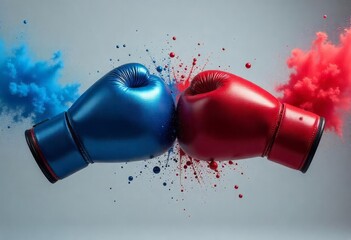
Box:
148, 35, 245, 199
277, 28, 351, 136
209, 160, 218, 171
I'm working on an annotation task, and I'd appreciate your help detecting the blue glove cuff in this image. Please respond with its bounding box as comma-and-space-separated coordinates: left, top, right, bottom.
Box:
25, 112, 89, 183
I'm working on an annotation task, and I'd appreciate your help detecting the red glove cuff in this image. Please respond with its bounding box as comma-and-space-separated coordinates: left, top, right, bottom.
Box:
267, 103, 325, 172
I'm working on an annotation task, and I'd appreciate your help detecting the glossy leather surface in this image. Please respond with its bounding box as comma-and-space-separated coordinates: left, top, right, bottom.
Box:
177, 70, 324, 172
27, 63, 176, 181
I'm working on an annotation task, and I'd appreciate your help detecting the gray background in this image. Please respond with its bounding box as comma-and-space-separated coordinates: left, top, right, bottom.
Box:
1, 0, 351, 239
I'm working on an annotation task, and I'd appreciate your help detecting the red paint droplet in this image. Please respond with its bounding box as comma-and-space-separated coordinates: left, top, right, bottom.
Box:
216, 174, 220, 178
198, 53, 201, 57
172, 36, 176, 40
214, 184, 217, 187
234, 185, 239, 189
186, 160, 192, 166
183, 165, 188, 169
228, 160, 233, 165
222, 47, 225, 51
245, 62, 251, 69
323, 14, 327, 19
209, 160, 218, 170
181, 75, 185, 79
239, 194, 243, 198
299, 117, 303, 121
193, 58, 197, 62
169, 52, 175, 58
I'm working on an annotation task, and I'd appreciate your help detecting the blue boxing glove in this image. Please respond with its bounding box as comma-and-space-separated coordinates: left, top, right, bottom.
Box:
25, 63, 176, 183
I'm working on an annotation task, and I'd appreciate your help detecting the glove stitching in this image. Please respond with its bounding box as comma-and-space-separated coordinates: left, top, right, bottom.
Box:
64, 112, 93, 164
264, 103, 285, 157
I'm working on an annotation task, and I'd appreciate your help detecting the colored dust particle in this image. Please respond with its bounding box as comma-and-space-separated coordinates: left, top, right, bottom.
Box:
0, 43, 80, 123
276, 28, 351, 136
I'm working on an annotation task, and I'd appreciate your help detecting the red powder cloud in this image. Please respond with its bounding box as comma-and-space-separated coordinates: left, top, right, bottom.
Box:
277, 28, 351, 136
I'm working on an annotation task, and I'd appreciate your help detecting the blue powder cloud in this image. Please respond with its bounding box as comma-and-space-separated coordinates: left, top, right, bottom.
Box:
0, 42, 80, 123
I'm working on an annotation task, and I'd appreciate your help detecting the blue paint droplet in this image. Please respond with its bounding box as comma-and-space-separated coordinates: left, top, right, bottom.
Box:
23, 20, 27, 24
128, 176, 133, 181
116, 45, 119, 48
163, 182, 167, 186
156, 66, 162, 73
146, 49, 149, 52
153, 166, 161, 174
123, 44, 126, 47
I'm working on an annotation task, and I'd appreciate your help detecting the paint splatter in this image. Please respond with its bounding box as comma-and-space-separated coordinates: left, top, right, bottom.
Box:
156, 66, 163, 72
153, 166, 161, 174
209, 160, 218, 171
109, 32, 246, 205
276, 28, 351, 136
0, 42, 80, 123
142, 36, 247, 200
245, 62, 251, 69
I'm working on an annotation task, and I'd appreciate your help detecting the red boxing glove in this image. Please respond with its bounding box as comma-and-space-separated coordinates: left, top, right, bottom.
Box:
177, 70, 325, 172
